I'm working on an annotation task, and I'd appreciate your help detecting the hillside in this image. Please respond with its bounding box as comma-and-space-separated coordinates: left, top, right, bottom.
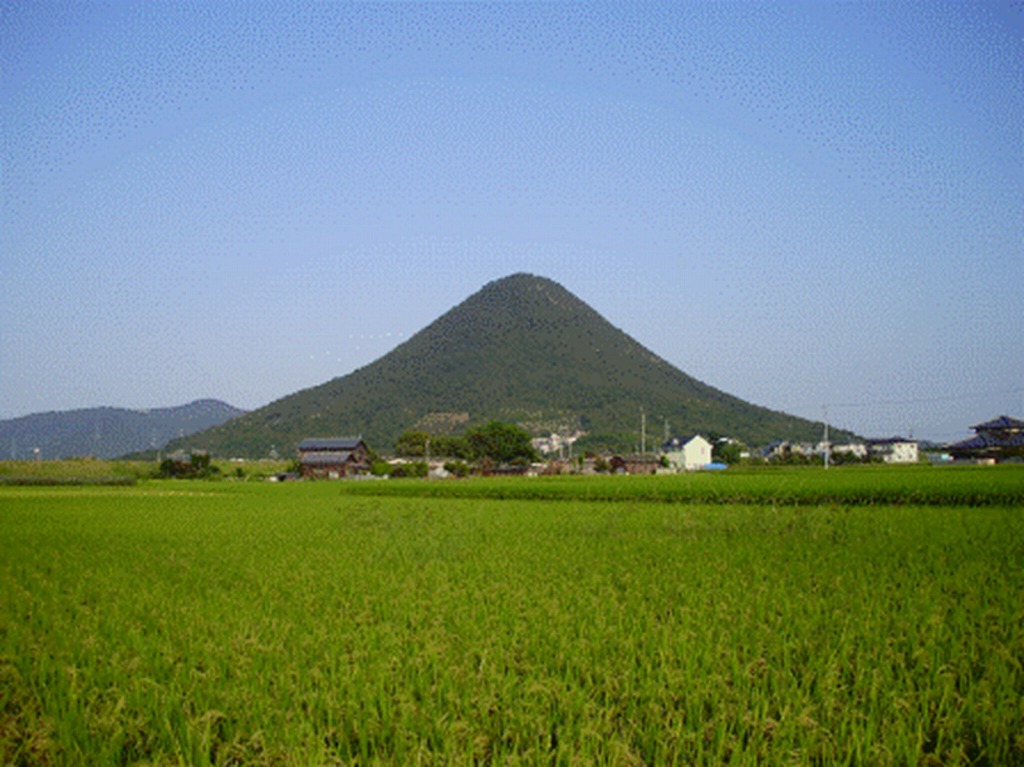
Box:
0, 399, 246, 460
166, 274, 848, 458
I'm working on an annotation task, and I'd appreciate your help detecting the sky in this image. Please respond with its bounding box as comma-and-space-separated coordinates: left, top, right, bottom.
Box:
2, 1, 1022, 444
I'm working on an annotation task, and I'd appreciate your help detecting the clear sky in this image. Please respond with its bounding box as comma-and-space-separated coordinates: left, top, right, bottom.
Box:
2, 1, 1021, 443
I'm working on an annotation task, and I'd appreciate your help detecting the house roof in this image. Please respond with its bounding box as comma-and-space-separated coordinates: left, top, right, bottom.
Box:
866, 437, 916, 446
660, 435, 708, 451
949, 432, 1024, 450
971, 415, 1024, 432
301, 451, 363, 466
298, 438, 366, 452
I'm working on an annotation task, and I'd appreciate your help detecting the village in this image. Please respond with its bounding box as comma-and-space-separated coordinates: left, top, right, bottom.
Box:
280, 415, 1023, 481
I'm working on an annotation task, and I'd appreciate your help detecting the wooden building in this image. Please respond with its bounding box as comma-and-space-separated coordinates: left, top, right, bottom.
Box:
297, 438, 371, 479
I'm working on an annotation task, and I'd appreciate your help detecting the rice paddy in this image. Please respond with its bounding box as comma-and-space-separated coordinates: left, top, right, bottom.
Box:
1, 466, 1022, 765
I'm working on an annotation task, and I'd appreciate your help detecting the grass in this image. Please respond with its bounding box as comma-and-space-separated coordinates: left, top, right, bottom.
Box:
0, 458, 292, 485
340, 463, 1024, 507
1, 471, 1022, 765
0, 458, 149, 485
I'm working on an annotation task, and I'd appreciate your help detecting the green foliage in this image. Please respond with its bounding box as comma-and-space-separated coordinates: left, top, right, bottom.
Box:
431, 435, 471, 459
394, 430, 430, 457
1, 477, 1022, 764
395, 431, 471, 460
156, 451, 218, 479
390, 461, 428, 479
713, 440, 744, 465
465, 420, 538, 465
443, 460, 469, 478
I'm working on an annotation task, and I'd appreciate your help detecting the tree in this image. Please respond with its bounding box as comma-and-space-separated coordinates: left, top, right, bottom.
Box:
432, 435, 471, 459
465, 421, 538, 465
157, 450, 217, 479
712, 440, 744, 465
395, 430, 430, 457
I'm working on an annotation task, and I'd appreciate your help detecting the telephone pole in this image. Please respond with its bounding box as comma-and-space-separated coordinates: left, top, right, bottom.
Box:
822, 405, 830, 470
640, 407, 646, 463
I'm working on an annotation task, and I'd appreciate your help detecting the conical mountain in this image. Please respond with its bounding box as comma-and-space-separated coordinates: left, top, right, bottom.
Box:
170, 274, 839, 457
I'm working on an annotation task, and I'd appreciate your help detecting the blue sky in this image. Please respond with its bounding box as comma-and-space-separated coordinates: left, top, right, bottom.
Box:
2, 1, 1021, 443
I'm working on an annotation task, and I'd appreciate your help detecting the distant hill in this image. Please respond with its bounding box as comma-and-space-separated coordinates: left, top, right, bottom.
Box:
0, 400, 246, 460
166, 273, 849, 458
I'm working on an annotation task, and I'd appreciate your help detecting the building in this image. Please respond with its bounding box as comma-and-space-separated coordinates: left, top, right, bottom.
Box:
866, 437, 919, 464
948, 416, 1024, 461
297, 438, 371, 479
608, 456, 662, 475
831, 442, 868, 460
660, 435, 713, 471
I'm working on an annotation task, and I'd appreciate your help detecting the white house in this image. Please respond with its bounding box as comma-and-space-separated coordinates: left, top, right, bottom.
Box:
867, 437, 919, 464
660, 435, 713, 471
831, 442, 868, 459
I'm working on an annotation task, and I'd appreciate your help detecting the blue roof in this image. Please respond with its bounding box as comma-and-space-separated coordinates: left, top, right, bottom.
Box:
949, 433, 1024, 450
972, 415, 1024, 431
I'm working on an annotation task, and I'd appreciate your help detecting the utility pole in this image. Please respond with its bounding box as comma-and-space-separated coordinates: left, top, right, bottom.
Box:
640, 407, 646, 463
425, 438, 431, 479
822, 405, 830, 470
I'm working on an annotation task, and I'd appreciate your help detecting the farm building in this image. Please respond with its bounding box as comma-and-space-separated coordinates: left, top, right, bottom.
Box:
659, 435, 713, 471
297, 437, 371, 479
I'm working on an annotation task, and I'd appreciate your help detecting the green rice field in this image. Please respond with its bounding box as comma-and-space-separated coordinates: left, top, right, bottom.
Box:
1, 466, 1022, 765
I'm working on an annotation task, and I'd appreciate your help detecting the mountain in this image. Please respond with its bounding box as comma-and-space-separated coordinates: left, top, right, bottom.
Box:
165, 274, 848, 458
0, 399, 246, 460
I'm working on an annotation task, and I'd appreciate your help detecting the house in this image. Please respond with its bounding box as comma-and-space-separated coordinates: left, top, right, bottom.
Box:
866, 437, 919, 464
831, 442, 868, 460
297, 437, 371, 479
660, 435, 713, 472
948, 416, 1024, 461
762, 440, 817, 461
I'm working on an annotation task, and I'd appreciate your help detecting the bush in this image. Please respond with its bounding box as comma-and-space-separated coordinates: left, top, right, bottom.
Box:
390, 462, 428, 479
156, 451, 218, 479
443, 460, 469, 478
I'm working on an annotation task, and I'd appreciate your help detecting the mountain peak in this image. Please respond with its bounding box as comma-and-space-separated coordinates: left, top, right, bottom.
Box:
166, 275, 838, 457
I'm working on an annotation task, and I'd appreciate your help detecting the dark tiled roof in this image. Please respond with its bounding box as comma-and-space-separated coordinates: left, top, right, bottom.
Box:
949, 433, 1024, 450
301, 451, 358, 466
866, 437, 915, 446
971, 415, 1024, 431
298, 438, 365, 452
